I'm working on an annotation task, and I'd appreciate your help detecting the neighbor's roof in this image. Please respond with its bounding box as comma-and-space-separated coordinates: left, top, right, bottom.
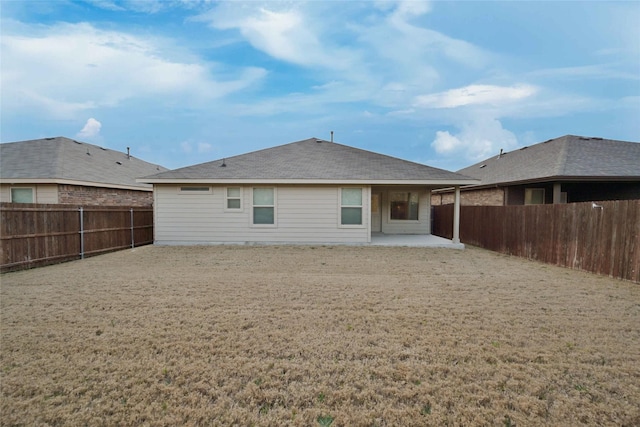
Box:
140, 138, 477, 186
0, 137, 167, 190
457, 135, 640, 188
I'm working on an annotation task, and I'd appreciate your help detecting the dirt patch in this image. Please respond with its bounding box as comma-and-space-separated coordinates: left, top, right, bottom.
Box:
1, 245, 639, 426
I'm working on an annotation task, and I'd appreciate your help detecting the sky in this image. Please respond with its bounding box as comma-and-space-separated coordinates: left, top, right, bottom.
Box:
1, 0, 639, 171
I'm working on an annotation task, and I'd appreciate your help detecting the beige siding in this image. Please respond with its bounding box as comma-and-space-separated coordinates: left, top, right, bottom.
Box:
154, 185, 370, 244
0, 184, 58, 204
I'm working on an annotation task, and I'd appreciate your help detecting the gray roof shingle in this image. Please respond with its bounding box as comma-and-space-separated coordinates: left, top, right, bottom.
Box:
142, 138, 476, 184
1, 137, 167, 189
457, 135, 640, 187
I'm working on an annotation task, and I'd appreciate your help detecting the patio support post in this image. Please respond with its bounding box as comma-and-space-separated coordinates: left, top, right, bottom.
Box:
453, 186, 461, 244
553, 183, 562, 204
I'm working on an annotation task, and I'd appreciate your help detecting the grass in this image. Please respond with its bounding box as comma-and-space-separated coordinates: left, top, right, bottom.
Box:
1, 244, 639, 426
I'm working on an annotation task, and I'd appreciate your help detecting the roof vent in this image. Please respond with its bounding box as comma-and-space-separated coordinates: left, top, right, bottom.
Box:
100, 147, 107, 151
45, 137, 55, 140
544, 139, 553, 143
579, 137, 590, 140
519, 146, 528, 150
480, 164, 487, 169
74, 140, 82, 144
498, 148, 504, 159
591, 137, 603, 140
116, 161, 122, 165
220, 158, 226, 167
316, 138, 323, 143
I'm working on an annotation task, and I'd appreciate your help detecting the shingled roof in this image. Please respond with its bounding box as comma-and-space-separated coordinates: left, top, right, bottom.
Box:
457, 135, 640, 187
1, 137, 167, 190
141, 138, 477, 186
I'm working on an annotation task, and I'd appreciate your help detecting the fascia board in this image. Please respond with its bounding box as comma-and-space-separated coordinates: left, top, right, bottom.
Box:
0, 178, 153, 191
139, 178, 480, 186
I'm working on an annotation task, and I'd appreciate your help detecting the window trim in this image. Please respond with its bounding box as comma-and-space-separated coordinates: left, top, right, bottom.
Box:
339, 187, 365, 228
10, 187, 35, 203
178, 186, 212, 194
388, 191, 420, 223
251, 187, 277, 227
224, 186, 243, 212
525, 188, 545, 205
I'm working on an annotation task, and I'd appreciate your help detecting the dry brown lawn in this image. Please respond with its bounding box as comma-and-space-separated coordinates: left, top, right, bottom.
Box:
1, 245, 639, 426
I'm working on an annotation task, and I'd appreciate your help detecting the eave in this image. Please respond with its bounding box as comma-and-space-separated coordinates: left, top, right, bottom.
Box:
0, 178, 153, 192
137, 178, 480, 187
433, 175, 640, 192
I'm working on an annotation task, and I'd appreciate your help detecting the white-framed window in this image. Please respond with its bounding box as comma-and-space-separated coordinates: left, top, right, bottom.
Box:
11, 187, 34, 203
178, 186, 211, 194
340, 188, 363, 226
525, 188, 545, 205
390, 191, 419, 221
252, 187, 276, 226
225, 187, 243, 211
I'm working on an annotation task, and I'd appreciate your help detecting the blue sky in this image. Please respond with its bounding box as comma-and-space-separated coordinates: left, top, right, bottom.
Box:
1, 0, 638, 171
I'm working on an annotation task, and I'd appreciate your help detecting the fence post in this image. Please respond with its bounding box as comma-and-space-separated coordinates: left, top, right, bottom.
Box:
130, 208, 135, 248
79, 206, 84, 259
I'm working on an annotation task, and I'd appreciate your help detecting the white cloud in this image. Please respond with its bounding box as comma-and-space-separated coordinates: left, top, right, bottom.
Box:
431, 117, 520, 165
527, 64, 640, 80
394, 0, 432, 18
0, 21, 266, 119
180, 141, 193, 154
203, 4, 356, 70
197, 142, 212, 153
415, 84, 538, 109
77, 118, 102, 139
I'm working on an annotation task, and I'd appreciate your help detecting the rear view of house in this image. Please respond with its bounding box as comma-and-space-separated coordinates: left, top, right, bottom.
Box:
141, 137, 477, 245
0, 137, 167, 206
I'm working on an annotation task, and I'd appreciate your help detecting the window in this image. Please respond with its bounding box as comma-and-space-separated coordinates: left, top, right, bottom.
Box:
390, 192, 419, 220
253, 188, 275, 225
179, 186, 211, 194
11, 187, 34, 203
340, 188, 363, 225
525, 188, 545, 205
226, 187, 242, 210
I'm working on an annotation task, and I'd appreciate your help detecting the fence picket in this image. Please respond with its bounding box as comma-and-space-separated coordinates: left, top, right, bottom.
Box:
1, 203, 153, 272
433, 200, 640, 283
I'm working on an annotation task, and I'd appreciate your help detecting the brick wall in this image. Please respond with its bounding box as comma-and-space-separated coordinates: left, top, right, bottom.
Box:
57, 184, 153, 206
431, 187, 505, 206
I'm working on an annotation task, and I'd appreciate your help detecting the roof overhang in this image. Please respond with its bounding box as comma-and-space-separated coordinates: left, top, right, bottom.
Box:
138, 178, 480, 187
1, 178, 153, 191
433, 175, 640, 193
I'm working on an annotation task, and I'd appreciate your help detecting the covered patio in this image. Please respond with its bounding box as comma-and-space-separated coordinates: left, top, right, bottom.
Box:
369, 185, 464, 247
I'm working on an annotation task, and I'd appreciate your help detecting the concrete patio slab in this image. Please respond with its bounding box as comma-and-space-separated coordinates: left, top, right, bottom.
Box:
370, 233, 464, 248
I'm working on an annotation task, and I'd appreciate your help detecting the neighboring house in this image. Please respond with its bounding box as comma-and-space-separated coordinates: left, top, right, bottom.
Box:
140, 137, 477, 245
1, 137, 167, 206
431, 135, 640, 206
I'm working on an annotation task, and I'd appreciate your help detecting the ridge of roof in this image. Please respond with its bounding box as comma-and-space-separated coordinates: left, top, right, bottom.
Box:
142, 137, 477, 183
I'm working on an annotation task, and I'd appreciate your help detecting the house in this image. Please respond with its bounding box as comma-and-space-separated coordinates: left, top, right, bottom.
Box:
0, 137, 167, 206
431, 135, 640, 206
140, 137, 477, 245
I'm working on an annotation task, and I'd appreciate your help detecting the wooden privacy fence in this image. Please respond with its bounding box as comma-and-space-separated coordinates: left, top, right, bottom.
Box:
1, 203, 154, 272
432, 200, 640, 283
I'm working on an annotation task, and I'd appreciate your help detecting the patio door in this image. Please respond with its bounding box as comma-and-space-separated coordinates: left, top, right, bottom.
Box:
371, 192, 381, 232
